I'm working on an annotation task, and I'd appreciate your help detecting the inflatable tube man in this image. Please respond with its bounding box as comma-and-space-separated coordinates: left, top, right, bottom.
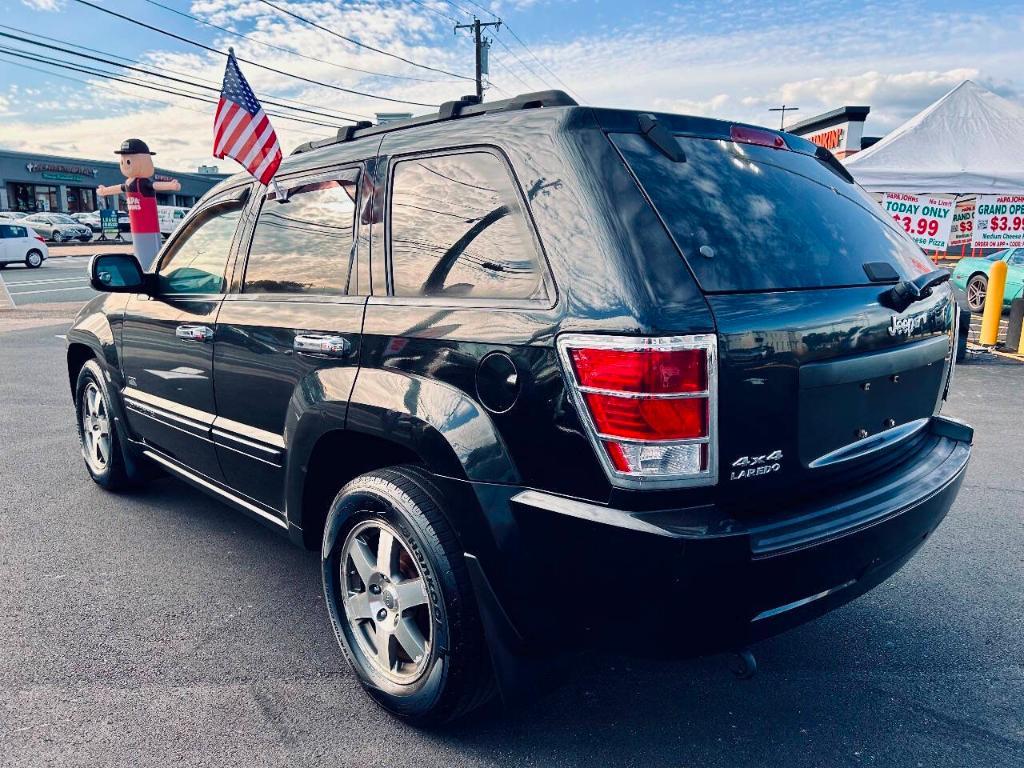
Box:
96, 139, 180, 270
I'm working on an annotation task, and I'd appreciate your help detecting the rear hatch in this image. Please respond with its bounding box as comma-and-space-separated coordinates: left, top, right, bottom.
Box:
609, 126, 956, 508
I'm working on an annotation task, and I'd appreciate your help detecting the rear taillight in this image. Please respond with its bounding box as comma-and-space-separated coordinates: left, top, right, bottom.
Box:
557, 334, 718, 488
35, 235, 45, 243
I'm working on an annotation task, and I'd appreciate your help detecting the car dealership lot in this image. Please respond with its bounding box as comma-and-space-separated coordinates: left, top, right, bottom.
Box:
0, 324, 1021, 767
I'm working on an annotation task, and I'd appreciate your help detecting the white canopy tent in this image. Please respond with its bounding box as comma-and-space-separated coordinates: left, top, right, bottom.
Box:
844, 80, 1024, 195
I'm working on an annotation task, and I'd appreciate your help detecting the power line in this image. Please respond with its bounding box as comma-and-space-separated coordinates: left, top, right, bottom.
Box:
254, 0, 473, 81
0, 44, 346, 130
142, 0, 449, 84
405, 0, 461, 25
0, 51, 334, 142
490, 34, 549, 91
502, 23, 581, 100
0, 21, 370, 121
439, 0, 475, 19
0, 30, 361, 125
69, 0, 441, 108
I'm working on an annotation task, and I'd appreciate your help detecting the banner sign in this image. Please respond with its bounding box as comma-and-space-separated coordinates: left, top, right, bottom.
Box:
949, 199, 976, 247
100, 209, 119, 240
972, 195, 1024, 248
881, 192, 955, 250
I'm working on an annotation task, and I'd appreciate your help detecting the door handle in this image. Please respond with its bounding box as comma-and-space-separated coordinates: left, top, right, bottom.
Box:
293, 334, 353, 357
175, 325, 214, 342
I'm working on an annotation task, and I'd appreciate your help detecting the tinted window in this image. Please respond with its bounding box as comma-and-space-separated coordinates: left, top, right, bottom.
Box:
389, 151, 547, 301
612, 133, 934, 292
244, 174, 358, 295
157, 203, 241, 295
1, 225, 26, 238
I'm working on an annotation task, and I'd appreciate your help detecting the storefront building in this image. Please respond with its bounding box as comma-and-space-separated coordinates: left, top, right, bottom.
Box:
786, 106, 878, 159
0, 149, 228, 214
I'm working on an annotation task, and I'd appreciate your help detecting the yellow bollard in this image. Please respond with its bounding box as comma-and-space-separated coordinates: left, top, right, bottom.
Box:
979, 260, 1008, 346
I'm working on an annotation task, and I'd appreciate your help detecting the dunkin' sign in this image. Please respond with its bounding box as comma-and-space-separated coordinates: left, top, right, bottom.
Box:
807, 126, 845, 151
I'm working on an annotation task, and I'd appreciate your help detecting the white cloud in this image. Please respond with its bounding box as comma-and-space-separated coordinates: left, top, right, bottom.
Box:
20, 0, 62, 10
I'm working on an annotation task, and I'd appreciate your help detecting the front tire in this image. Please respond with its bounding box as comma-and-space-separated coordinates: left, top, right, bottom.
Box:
51, 231, 65, 244
322, 466, 494, 725
75, 360, 138, 491
966, 273, 988, 312
25, 249, 43, 268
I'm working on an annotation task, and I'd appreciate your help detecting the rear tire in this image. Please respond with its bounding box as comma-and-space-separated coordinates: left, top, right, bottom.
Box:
321, 465, 494, 725
966, 273, 987, 312
25, 250, 43, 268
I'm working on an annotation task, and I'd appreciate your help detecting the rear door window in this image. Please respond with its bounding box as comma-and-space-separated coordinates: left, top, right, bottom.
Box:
611, 133, 932, 292
243, 170, 360, 295
388, 150, 549, 302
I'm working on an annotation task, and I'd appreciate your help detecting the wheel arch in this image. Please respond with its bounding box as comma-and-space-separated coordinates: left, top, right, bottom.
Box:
287, 367, 520, 550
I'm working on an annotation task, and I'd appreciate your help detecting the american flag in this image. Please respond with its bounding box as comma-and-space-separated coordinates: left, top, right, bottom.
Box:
213, 50, 282, 186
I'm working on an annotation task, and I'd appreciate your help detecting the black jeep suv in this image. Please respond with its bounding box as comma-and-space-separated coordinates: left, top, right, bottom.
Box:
68, 91, 971, 724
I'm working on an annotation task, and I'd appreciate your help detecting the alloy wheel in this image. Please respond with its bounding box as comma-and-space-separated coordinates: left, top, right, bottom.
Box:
339, 519, 432, 684
81, 382, 112, 474
966, 275, 987, 312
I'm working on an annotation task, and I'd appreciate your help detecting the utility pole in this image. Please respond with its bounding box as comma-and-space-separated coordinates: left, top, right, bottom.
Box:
768, 104, 799, 130
455, 17, 501, 101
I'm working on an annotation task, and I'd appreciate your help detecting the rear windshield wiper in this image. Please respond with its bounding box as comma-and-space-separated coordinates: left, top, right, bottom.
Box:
879, 269, 950, 312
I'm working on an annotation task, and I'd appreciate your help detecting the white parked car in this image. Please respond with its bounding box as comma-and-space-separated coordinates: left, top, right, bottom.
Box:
158, 205, 190, 236
0, 223, 48, 268
21, 213, 92, 243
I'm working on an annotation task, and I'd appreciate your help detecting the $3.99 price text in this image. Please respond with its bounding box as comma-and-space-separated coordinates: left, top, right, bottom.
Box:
986, 215, 1024, 232
892, 214, 940, 237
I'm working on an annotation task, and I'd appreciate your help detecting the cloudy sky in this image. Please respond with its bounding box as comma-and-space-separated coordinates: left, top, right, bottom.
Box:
1, 0, 1022, 173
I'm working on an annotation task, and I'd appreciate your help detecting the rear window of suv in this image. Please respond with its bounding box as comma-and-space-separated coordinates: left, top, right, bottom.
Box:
611, 133, 932, 292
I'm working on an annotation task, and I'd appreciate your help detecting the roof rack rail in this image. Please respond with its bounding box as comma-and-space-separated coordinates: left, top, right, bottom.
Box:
291, 89, 577, 156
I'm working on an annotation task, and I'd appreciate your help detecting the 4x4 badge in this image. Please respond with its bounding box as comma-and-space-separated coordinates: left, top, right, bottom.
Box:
730, 450, 783, 480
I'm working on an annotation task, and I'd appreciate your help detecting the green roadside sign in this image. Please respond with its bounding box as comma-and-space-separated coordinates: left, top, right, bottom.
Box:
100, 209, 119, 240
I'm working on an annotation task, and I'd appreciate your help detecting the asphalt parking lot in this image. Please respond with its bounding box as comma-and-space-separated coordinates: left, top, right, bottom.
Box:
0, 322, 1021, 767
1, 257, 96, 306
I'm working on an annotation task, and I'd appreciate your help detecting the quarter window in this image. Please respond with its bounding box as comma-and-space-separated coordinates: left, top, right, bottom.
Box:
0, 225, 27, 238
389, 151, 547, 301
157, 202, 242, 295
244, 173, 359, 295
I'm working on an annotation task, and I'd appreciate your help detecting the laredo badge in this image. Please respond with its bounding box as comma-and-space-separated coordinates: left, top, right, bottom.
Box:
730, 450, 783, 480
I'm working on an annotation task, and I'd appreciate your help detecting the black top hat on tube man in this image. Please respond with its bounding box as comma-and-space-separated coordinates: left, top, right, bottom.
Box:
96, 139, 181, 270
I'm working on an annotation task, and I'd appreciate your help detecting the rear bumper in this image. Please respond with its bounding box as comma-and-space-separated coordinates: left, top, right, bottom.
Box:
466, 415, 971, 659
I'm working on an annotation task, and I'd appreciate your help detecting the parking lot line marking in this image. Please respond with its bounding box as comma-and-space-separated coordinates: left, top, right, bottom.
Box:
8, 286, 93, 296
0, 271, 14, 309
5, 277, 85, 287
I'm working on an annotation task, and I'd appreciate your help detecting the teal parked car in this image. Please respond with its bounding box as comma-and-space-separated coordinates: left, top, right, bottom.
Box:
951, 248, 1024, 312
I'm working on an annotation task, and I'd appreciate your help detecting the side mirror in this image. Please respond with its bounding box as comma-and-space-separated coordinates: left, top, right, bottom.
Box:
89, 253, 148, 293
